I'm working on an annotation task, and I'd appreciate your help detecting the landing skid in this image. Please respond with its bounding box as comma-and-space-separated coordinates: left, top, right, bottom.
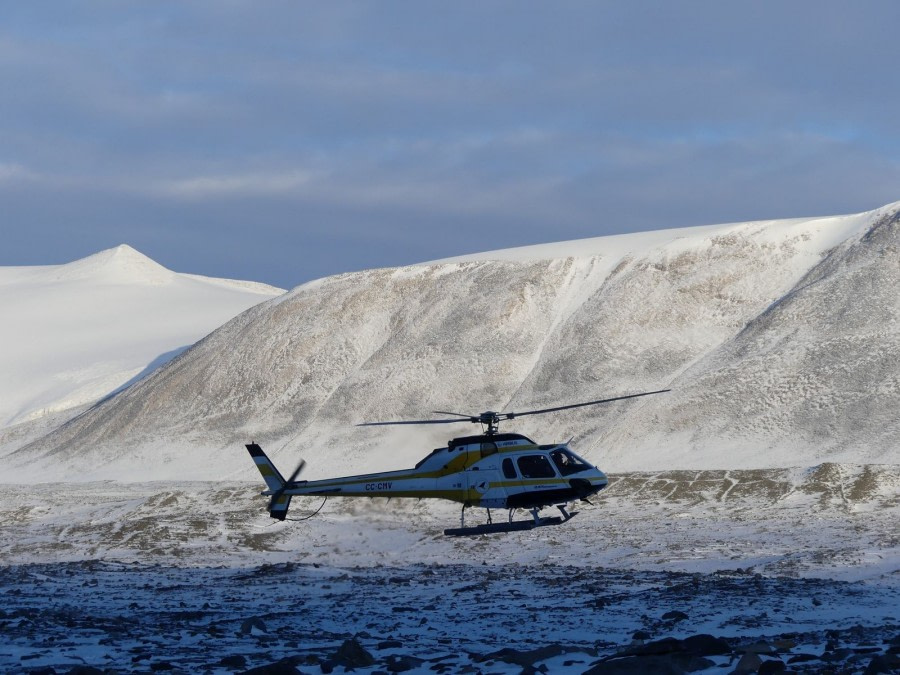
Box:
443, 505, 577, 537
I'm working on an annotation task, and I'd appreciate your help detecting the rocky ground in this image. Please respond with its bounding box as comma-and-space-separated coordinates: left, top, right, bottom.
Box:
0, 465, 897, 673
1, 560, 898, 674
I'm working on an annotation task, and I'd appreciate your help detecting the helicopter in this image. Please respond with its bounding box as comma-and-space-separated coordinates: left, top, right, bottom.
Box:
246, 389, 669, 535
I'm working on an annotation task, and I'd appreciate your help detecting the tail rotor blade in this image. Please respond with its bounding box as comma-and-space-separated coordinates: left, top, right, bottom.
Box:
285, 458, 306, 486
272, 458, 306, 504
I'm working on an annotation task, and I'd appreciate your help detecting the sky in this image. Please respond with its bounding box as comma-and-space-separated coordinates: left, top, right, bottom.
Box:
1, 2, 899, 290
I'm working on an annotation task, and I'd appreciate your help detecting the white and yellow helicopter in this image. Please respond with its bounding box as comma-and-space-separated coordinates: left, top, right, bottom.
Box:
246, 389, 668, 535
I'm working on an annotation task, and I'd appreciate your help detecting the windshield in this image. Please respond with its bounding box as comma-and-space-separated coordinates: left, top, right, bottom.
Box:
550, 448, 590, 476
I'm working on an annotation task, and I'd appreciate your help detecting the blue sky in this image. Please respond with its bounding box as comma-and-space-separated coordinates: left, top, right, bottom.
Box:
2, 1, 899, 289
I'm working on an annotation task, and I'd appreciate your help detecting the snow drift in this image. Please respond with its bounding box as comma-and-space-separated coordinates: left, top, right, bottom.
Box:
7, 202, 900, 481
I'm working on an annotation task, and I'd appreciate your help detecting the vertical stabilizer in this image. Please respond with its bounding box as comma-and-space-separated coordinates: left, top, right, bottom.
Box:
246, 443, 285, 491
245, 443, 292, 520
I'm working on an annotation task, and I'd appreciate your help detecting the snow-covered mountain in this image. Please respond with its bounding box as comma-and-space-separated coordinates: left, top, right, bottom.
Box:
0, 245, 283, 439
7, 202, 900, 482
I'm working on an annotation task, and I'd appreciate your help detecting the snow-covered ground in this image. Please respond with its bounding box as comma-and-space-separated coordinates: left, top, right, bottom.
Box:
0, 244, 283, 431
0, 466, 896, 673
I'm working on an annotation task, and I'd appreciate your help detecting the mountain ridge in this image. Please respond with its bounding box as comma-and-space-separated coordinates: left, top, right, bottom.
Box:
7, 202, 900, 482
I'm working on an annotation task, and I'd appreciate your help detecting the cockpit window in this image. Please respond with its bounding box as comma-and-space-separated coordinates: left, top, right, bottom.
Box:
550, 449, 590, 476
517, 454, 557, 479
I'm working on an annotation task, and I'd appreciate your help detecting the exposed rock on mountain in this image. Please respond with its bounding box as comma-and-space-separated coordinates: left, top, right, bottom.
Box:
9, 203, 900, 480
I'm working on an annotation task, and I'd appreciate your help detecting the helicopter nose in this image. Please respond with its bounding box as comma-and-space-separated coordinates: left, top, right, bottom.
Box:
569, 478, 596, 498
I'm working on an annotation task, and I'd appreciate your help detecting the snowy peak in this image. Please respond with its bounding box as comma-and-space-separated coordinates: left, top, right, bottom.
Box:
0, 247, 284, 432
48, 244, 175, 285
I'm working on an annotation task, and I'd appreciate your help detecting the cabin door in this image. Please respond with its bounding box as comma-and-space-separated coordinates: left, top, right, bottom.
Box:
468, 440, 507, 509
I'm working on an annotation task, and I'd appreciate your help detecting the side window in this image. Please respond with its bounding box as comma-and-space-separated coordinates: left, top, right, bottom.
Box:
502, 457, 517, 479
517, 455, 557, 479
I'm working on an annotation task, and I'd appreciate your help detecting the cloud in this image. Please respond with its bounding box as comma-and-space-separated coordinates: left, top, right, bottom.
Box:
0, 161, 37, 182
1, 2, 899, 289
154, 170, 320, 199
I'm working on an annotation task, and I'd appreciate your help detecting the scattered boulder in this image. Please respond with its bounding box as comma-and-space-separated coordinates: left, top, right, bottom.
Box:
378, 639, 404, 650
618, 637, 683, 657
740, 641, 775, 654
325, 637, 375, 670
683, 634, 731, 656
585, 653, 713, 674
383, 653, 427, 672
866, 653, 900, 674
218, 654, 247, 669
475, 644, 567, 667
757, 659, 786, 674
239, 657, 303, 675
661, 610, 689, 622
239, 617, 267, 635
617, 634, 730, 658
732, 651, 762, 674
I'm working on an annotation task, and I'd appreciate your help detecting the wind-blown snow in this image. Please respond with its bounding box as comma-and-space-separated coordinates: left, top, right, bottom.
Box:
0, 245, 283, 430
6, 202, 900, 481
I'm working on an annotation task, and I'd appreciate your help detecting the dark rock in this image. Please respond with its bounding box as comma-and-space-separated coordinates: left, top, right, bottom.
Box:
66, 668, 104, 675
584, 653, 713, 674
757, 659, 786, 674
618, 637, 684, 657
328, 637, 375, 669
240, 617, 267, 635
475, 645, 566, 667
384, 654, 427, 672
732, 651, 762, 674
682, 634, 731, 656
378, 640, 404, 650
822, 647, 854, 662
239, 657, 302, 675
741, 641, 775, 655
219, 654, 247, 669
661, 610, 689, 622
787, 653, 820, 664
150, 663, 175, 672
865, 653, 900, 674
631, 630, 652, 641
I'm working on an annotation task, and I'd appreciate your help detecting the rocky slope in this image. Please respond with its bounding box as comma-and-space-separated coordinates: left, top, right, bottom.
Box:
8, 202, 900, 481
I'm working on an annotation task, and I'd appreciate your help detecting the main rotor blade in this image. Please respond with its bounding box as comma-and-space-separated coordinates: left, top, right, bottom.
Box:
503, 389, 671, 419
356, 418, 474, 427
431, 410, 472, 418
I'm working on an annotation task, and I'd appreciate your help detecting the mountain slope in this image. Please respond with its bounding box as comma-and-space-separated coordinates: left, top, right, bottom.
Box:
0, 245, 283, 432
8, 203, 900, 481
